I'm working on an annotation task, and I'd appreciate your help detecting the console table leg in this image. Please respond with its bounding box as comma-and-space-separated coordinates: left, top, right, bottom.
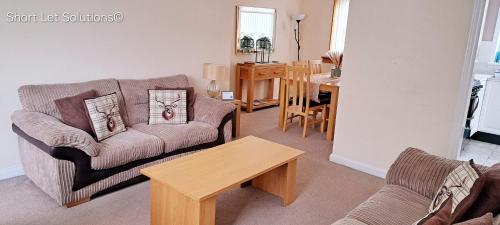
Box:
251, 159, 297, 206
150, 180, 216, 225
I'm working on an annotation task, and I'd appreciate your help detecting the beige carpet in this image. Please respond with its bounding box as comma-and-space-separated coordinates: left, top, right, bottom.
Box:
0, 107, 384, 225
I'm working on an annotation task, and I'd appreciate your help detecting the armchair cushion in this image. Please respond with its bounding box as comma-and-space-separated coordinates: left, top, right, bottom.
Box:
193, 96, 235, 128
132, 121, 218, 154
12, 110, 100, 157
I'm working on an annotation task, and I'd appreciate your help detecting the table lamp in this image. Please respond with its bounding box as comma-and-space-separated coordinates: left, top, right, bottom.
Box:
203, 63, 226, 98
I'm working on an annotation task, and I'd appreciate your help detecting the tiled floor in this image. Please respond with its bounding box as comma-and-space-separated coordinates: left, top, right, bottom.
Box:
459, 139, 500, 166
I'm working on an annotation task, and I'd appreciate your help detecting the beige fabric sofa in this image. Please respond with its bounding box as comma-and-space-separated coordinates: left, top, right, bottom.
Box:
11, 75, 235, 206
332, 148, 488, 225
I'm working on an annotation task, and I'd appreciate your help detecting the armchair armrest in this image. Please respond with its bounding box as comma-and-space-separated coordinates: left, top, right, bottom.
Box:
193, 96, 235, 128
385, 148, 463, 199
11, 110, 99, 157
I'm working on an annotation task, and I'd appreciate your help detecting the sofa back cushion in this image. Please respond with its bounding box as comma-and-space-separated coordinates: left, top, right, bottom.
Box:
118, 75, 190, 125
18, 79, 129, 125
386, 148, 488, 200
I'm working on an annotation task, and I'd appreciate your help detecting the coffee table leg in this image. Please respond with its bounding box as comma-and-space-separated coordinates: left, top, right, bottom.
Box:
150, 180, 216, 225
251, 159, 297, 206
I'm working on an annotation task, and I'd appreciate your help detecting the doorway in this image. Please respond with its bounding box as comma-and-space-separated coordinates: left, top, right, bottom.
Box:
459, 0, 500, 166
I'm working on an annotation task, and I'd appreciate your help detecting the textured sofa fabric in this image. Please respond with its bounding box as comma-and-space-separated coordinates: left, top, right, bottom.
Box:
194, 95, 236, 128
132, 121, 218, 154
12, 75, 234, 206
90, 128, 164, 170
386, 148, 487, 199
18, 137, 202, 206
333, 148, 490, 225
18, 78, 129, 125
342, 185, 430, 225
118, 75, 190, 125
12, 110, 100, 157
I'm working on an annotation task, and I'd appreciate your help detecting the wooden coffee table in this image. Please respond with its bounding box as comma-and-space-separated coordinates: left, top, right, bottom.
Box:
140, 136, 304, 225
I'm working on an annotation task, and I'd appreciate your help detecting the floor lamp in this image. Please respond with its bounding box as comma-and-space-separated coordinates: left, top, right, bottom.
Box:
293, 14, 306, 61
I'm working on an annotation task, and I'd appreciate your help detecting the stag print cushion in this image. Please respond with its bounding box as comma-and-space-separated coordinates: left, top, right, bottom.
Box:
413, 161, 483, 225
148, 89, 187, 125
84, 93, 126, 141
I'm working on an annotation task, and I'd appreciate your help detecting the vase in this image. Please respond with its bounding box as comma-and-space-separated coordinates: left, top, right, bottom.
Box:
331, 68, 342, 78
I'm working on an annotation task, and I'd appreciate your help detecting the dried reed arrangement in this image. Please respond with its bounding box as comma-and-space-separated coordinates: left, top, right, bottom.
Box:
326, 50, 343, 69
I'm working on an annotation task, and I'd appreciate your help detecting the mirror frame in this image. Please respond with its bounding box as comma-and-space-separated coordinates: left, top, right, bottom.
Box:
235, 6, 277, 54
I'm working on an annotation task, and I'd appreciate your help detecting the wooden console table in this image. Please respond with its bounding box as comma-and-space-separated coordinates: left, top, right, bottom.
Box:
236, 63, 286, 112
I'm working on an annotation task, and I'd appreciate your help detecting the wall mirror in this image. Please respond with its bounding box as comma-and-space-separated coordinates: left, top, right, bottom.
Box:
236, 6, 277, 53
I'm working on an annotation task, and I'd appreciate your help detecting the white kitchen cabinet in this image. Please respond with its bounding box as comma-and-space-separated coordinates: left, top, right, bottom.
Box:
478, 77, 500, 135
470, 74, 491, 135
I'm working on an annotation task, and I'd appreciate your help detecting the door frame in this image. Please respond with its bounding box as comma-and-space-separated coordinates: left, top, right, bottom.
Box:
451, 0, 488, 159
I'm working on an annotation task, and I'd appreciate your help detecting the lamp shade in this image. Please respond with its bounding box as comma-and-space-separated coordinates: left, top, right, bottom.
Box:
203, 63, 226, 81
293, 14, 306, 21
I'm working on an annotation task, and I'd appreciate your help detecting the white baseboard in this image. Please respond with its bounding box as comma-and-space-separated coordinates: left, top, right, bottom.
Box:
0, 165, 24, 180
329, 153, 387, 178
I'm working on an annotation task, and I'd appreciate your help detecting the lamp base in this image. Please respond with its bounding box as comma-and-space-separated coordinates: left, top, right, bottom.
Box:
207, 80, 220, 98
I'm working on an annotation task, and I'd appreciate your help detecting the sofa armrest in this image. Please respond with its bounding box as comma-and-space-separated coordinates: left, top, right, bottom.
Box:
193, 96, 235, 128
11, 110, 99, 157
385, 148, 463, 199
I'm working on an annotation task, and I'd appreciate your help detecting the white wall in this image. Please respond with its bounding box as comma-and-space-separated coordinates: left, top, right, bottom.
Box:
330, 0, 476, 176
300, 0, 334, 61
0, 0, 301, 178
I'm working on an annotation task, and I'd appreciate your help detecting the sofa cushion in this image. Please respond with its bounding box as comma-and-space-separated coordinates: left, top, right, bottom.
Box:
428, 160, 484, 223
84, 93, 127, 141
417, 195, 453, 225
148, 89, 188, 125
345, 185, 431, 225
18, 78, 129, 125
54, 90, 97, 135
118, 75, 190, 125
460, 163, 500, 222
91, 128, 163, 170
332, 218, 368, 225
132, 121, 218, 153
386, 148, 488, 200
155, 86, 196, 121
454, 213, 493, 225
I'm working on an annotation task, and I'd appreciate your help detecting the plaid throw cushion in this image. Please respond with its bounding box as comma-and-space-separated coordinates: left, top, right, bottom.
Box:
413, 160, 482, 225
148, 90, 187, 125
84, 93, 126, 141
429, 160, 480, 213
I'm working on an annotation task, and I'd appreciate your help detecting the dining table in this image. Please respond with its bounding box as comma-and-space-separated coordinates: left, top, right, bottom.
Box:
278, 72, 341, 142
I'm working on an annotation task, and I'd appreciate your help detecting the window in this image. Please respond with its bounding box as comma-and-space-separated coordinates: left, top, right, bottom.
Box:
330, 0, 350, 53
236, 6, 277, 53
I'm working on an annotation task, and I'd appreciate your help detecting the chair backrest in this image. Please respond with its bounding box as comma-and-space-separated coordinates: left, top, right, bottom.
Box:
308, 59, 323, 74
284, 65, 312, 113
292, 60, 308, 67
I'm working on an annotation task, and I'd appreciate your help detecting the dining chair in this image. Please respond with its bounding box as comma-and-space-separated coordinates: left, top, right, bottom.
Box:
308, 59, 323, 74
292, 60, 308, 67
306, 59, 325, 128
282, 65, 328, 138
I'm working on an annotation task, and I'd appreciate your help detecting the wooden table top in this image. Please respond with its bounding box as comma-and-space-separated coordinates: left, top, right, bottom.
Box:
140, 136, 304, 201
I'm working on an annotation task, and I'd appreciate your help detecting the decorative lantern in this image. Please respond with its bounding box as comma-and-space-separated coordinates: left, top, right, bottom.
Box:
240, 36, 255, 53
255, 37, 272, 63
